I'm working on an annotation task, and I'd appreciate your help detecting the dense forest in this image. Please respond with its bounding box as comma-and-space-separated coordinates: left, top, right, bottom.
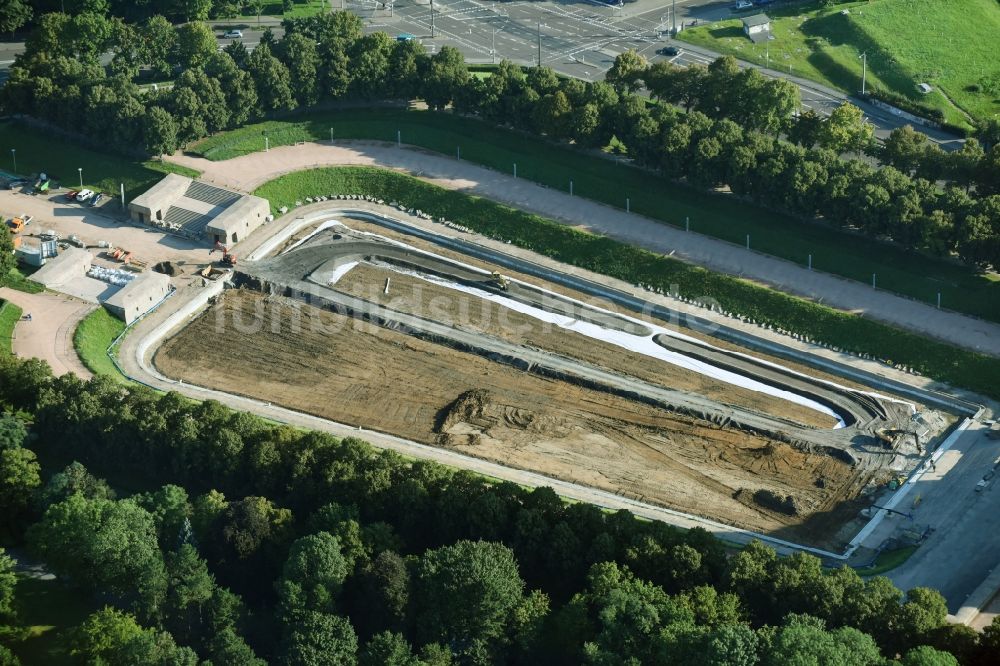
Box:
0, 348, 998, 663
2, 10, 999, 268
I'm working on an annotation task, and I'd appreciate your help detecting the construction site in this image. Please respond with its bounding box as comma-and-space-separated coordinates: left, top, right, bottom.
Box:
150, 210, 967, 550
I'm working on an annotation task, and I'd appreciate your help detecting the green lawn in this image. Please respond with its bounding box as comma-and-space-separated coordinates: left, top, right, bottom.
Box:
72, 307, 127, 381
0, 120, 201, 200
678, 0, 998, 129
0, 575, 96, 665
4, 266, 44, 294
255, 166, 1000, 400
192, 108, 1000, 323
856, 545, 918, 577
0, 300, 22, 355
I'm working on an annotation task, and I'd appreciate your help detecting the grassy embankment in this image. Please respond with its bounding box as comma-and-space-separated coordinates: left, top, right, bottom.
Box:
0, 576, 96, 665
679, 0, 1000, 130
0, 300, 23, 354
256, 166, 1000, 400
0, 119, 200, 199
72, 307, 127, 381
192, 108, 1000, 323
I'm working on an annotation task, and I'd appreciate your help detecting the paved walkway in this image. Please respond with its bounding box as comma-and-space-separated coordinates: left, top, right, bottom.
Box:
0, 287, 94, 378
168, 142, 1000, 357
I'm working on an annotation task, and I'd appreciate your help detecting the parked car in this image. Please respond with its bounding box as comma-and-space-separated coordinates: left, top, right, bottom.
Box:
89, 193, 103, 206
7, 180, 26, 190
66, 189, 79, 200
222, 29, 242, 39
657, 46, 679, 56
396, 33, 416, 42
733, 0, 753, 9
75, 188, 94, 202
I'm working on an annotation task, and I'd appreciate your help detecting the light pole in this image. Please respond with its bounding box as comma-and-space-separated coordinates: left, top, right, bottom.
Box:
492, 29, 496, 64
672, 0, 676, 35
859, 51, 867, 95
10, 149, 15, 174
330, 127, 334, 143
431, 0, 436, 38
537, 21, 542, 66
77, 167, 83, 188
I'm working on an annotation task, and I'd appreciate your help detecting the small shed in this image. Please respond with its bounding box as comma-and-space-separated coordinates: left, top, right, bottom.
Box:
103, 271, 171, 324
742, 13, 771, 43
28, 247, 92, 288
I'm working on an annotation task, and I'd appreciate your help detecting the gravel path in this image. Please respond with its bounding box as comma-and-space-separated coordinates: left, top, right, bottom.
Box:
167, 142, 1000, 357
0, 287, 94, 378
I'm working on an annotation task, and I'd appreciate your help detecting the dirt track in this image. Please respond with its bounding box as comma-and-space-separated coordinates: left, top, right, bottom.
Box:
156, 291, 868, 544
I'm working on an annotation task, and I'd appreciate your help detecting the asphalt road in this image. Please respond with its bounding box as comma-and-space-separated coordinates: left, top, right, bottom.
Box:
887, 421, 1000, 613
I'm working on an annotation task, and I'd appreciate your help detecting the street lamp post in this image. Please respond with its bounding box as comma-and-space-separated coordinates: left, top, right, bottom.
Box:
537, 21, 542, 66
431, 0, 436, 38
78, 167, 83, 188
10, 149, 15, 175
859, 51, 867, 95
492, 29, 496, 64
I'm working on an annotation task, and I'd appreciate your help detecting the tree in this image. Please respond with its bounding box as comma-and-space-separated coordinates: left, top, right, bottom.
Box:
247, 43, 296, 113
206, 628, 266, 666
788, 109, 824, 148
279, 610, 358, 666
0, 0, 32, 38
818, 103, 874, 154
350, 32, 393, 100
605, 49, 647, 93
277, 532, 349, 618
0, 415, 26, 451
762, 614, 882, 666
532, 90, 572, 138
141, 15, 175, 79
360, 631, 420, 666
0, 444, 41, 532
0, 224, 13, 287
142, 106, 178, 156
172, 21, 217, 70
163, 543, 214, 646
136, 484, 191, 548
900, 645, 959, 666
280, 32, 321, 106
28, 495, 167, 615
351, 550, 410, 638
423, 46, 468, 110
177, 0, 212, 22
413, 540, 527, 653
882, 125, 930, 175
0, 549, 16, 621
890, 588, 949, 656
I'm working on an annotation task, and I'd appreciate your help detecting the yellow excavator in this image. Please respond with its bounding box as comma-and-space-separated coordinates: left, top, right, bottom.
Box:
489, 271, 509, 291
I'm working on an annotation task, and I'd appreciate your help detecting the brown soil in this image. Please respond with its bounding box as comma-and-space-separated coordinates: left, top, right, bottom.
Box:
335, 216, 897, 397
155, 290, 871, 546
334, 261, 835, 428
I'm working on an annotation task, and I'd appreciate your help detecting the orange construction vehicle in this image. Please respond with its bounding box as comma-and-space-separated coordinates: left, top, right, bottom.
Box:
210, 241, 237, 266
5, 215, 30, 234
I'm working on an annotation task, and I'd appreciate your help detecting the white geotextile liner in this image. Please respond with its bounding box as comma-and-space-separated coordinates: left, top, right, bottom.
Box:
330, 257, 846, 427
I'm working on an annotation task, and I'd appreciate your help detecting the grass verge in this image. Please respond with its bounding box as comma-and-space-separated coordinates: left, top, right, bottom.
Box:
72, 307, 127, 381
0, 300, 22, 355
190, 108, 1000, 323
256, 166, 1000, 400
856, 545, 918, 577
678, 0, 998, 128
5, 266, 44, 294
0, 575, 96, 665
0, 119, 201, 200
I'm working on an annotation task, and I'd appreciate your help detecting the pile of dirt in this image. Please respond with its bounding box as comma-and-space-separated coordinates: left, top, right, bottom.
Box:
735, 487, 806, 516
436, 389, 541, 447
153, 261, 179, 276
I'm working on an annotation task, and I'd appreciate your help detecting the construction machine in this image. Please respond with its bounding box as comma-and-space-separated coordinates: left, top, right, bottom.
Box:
488, 271, 509, 291
5, 215, 31, 234
211, 241, 237, 267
